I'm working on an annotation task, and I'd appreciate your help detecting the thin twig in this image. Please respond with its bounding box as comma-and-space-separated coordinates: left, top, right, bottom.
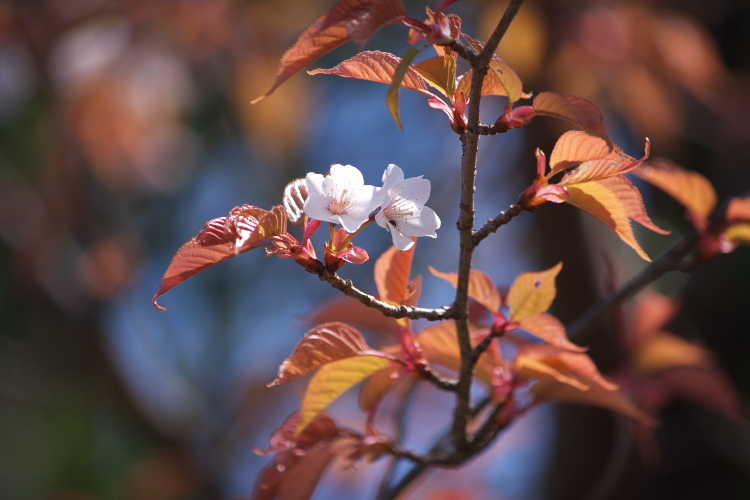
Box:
317, 269, 457, 321
472, 204, 524, 246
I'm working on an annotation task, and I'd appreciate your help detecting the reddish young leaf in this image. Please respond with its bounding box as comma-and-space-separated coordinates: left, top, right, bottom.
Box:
324, 0, 407, 47
634, 158, 717, 222
375, 244, 417, 306
596, 176, 670, 235
655, 367, 746, 422
152, 205, 287, 309
308, 51, 434, 96
253, 0, 408, 103
516, 344, 617, 392
413, 55, 457, 98
532, 92, 613, 147
506, 262, 562, 321
298, 354, 393, 436
429, 266, 502, 312
270, 322, 376, 386
276, 442, 351, 500
565, 182, 652, 261
516, 313, 586, 353
426, 9, 462, 59
253, 411, 344, 500
548, 131, 613, 178
252, 20, 350, 104
532, 378, 656, 426
255, 411, 340, 456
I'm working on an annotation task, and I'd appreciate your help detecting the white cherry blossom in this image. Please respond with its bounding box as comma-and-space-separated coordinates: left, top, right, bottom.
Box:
304, 164, 382, 233
375, 164, 440, 251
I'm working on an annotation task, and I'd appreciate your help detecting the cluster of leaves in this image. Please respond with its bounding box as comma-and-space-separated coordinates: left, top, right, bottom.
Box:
152, 0, 750, 498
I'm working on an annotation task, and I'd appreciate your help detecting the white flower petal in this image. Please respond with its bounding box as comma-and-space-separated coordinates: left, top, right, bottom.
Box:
389, 226, 416, 250
382, 164, 405, 192
399, 206, 440, 237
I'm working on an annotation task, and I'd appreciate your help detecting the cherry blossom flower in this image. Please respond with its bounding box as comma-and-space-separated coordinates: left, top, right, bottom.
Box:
375, 164, 440, 251
304, 164, 382, 233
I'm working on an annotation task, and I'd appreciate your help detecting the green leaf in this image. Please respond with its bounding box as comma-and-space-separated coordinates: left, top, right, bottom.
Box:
387, 48, 421, 131
297, 355, 392, 436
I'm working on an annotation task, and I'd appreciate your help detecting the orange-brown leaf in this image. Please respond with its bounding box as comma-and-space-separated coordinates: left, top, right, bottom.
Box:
152, 205, 287, 309
416, 321, 493, 386
359, 366, 399, 413
559, 138, 650, 185
307, 297, 399, 339
375, 244, 417, 306
413, 56, 457, 98
429, 267, 502, 312
461, 34, 528, 104
256, 411, 340, 456
566, 182, 651, 261
309, 51, 433, 96
252, 20, 351, 104
596, 176, 670, 235
532, 92, 613, 147
506, 262, 562, 321
634, 158, 717, 221
636, 331, 715, 376
324, 0, 407, 47
548, 131, 616, 178
271, 322, 377, 386
516, 313, 586, 352
252, 0, 407, 103
516, 344, 617, 391
532, 379, 656, 426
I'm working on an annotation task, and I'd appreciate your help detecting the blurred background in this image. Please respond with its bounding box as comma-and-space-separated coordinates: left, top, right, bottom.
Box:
1, 0, 749, 499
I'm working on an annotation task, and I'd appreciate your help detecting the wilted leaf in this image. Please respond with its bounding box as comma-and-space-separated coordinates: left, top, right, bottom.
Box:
375, 244, 417, 306
429, 267, 502, 312
516, 313, 586, 352
532, 92, 613, 147
309, 51, 433, 96
548, 131, 614, 177
566, 182, 651, 261
532, 378, 656, 426
596, 176, 669, 235
413, 56, 457, 98
271, 322, 376, 386
506, 262, 562, 321
388, 48, 421, 131
635, 158, 717, 221
153, 205, 287, 309
298, 355, 392, 436
517, 345, 618, 391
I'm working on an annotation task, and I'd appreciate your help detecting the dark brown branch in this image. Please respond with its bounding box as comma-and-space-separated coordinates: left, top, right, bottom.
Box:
317, 269, 456, 321
452, 0, 525, 459
446, 38, 479, 66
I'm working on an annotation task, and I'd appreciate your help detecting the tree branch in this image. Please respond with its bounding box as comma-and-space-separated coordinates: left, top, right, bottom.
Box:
472, 204, 524, 246
317, 269, 457, 321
